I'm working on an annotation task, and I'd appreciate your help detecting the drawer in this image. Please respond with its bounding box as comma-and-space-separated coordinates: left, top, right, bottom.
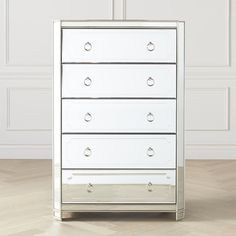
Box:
62, 99, 176, 133
62, 29, 176, 63
62, 135, 176, 168
62, 170, 176, 203
62, 64, 176, 98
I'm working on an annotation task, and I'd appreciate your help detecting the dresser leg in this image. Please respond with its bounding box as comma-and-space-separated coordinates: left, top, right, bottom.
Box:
53, 209, 62, 221
176, 209, 185, 221
54, 210, 74, 221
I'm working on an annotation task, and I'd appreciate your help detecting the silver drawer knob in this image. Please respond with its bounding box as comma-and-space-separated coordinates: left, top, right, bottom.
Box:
84, 42, 92, 51
84, 147, 92, 157
147, 112, 154, 122
84, 77, 92, 86
147, 77, 155, 87
147, 147, 155, 157
84, 113, 92, 122
147, 182, 153, 192
87, 183, 94, 193
147, 42, 155, 51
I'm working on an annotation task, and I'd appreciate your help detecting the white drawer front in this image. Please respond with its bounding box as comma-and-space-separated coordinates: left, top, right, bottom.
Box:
62, 29, 176, 63
62, 64, 176, 98
62, 99, 176, 133
62, 135, 176, 168
62, 170, 176, 203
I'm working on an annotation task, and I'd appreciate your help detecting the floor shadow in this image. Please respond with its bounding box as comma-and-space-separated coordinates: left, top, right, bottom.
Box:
63, 211, 176, 222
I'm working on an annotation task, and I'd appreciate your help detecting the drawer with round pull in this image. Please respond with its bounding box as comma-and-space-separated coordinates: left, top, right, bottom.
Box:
62, 170, 176, 203
62, 64, 176, 98
62, 99, 176, 133
62, 29, 176, 63
62, 134, 176, 168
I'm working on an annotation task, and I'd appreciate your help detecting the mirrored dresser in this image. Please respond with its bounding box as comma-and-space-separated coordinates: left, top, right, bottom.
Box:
53, 20, 185, 221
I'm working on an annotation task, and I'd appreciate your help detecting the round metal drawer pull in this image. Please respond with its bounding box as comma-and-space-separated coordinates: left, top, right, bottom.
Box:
84, 147, 92, 157
147, 112, 154, 122
147, 182, 153, 192
87, 183, 94, 193
147, 77, 155, 87
84, 77, 92, 86
147, 42, 155, 51
147, 147, 155, 157
84, 42, 92, 51
84, 113, 92, 122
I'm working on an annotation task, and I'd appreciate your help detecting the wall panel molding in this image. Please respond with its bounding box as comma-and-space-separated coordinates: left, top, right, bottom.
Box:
186, 0, 231, 69
0, 79, 52, 156
112, 0, 126, 20
1, 0, 113, 69
125, 0, 232, 69
185, 87, 230, 131
0, 75, 51, 80
6, 87, 52, 131
187, 75, 236, 80
3, 0, 52, 68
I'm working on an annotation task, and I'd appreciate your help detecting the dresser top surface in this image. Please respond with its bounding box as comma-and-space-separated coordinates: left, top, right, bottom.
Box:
55, 20, 184, 28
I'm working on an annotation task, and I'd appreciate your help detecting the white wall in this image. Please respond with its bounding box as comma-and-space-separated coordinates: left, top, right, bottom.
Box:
0, 0, 235, 159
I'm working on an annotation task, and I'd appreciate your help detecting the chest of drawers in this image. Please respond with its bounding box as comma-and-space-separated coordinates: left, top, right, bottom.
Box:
53, 21, 185, 221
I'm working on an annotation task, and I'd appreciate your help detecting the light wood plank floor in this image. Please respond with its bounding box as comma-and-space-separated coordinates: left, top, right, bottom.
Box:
0, 160, 236, 236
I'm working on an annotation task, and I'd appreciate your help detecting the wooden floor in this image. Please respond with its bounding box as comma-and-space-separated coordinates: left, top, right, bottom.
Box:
0, 160, 236, 236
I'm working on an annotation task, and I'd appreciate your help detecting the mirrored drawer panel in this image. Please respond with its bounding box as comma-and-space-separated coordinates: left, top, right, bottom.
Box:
62, 29, 176, 63
62, 134, 176, 168
62, 64, 176, 98
62, 170, 176, 203
62, 99, 176, 133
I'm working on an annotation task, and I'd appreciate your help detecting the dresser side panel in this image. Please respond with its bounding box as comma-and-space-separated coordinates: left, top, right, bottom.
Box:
176, 22, 185, 216
53, 20, 62, 219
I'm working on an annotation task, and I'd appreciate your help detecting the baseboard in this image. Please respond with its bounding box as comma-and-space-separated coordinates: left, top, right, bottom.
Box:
186, 145, 236, 160
0, 145, 52, 159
